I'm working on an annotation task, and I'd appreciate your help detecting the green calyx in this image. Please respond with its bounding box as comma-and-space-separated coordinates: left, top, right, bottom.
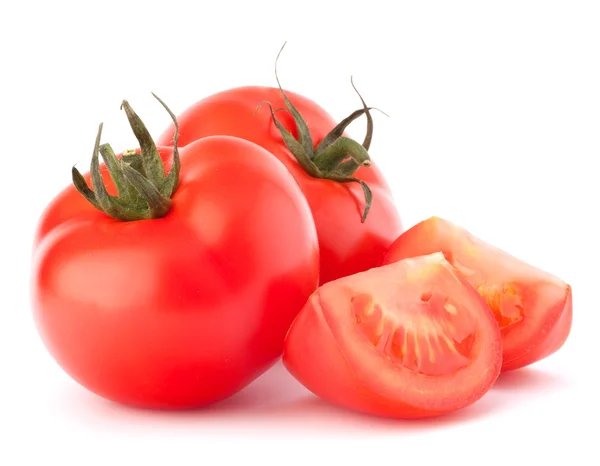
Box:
259, 43, 384, 223
72, 94, 181, 221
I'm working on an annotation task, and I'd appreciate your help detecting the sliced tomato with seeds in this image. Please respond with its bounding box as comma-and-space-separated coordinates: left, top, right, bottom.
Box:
382, 216, 573, 371
283, 253, 502, 419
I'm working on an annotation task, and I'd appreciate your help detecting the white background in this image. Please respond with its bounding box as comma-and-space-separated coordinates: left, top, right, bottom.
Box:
1, 1, 598, 464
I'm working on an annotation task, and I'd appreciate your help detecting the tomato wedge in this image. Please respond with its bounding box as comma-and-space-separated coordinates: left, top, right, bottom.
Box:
283, 253, 502, 419
382, 216, 573, 371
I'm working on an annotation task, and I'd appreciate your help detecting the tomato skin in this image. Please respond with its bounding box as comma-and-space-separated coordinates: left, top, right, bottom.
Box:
157, 86, 403, 284
500, 286, 572, 371
32, 136, 319, 408
382, 216, 573, 371
283, 255, 502, 419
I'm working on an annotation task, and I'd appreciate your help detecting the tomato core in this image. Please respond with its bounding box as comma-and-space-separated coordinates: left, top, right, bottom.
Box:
350, 272, 478, 377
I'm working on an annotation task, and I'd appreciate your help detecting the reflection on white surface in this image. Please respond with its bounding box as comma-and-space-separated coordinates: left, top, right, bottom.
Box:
51, 359, 571, 434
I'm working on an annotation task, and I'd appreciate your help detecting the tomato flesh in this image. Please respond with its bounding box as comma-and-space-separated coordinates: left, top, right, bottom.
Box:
382, 216, 573, 371
283, 253, 502, 419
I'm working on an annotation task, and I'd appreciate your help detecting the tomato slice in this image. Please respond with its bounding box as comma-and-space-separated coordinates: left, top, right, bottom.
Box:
382, 216, 573, 371
283, 253, 502, 419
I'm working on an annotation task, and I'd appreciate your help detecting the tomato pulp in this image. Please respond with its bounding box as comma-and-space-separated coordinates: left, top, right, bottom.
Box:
382, 216, 573, 371
157, 85, 403, 284
283, 253, 502, 418
32, 101, 319, 408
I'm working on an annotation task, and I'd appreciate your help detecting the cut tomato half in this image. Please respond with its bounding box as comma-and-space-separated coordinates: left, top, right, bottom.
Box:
283, 253, 502, 419
382, 216, 573, 371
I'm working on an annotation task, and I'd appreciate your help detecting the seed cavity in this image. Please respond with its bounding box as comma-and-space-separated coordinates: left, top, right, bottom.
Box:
477, 282, 525, 330
352, 291, 475, 376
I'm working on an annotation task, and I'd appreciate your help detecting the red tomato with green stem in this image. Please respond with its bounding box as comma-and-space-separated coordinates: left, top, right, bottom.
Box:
382, 216, 573, 371
32, 95, 319, 408
157, 47, 403, 284
283, 253, 502, 419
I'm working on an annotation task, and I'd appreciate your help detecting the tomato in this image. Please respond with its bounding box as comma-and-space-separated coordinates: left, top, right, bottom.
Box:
157, 79, 403, 284
32, 98, 319, 408
282, 253, 502, 419
382, 216, 573, 371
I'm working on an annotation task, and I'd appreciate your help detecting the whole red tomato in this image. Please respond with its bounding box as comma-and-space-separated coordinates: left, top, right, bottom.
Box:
32, 96, 319, 408
157, 62, 403, 284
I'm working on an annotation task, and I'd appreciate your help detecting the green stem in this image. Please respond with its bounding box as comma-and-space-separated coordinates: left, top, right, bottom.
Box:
72, 94, 180, 221
261, 43, 384, 223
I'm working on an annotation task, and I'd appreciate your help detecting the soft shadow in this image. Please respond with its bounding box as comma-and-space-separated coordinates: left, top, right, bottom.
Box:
56, 360, 310, 427
205, 359, 309, 412
57, 360, 507, 434
258, 388, 506, 432
493, 367, 569, 392
60, 362, 570, 432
